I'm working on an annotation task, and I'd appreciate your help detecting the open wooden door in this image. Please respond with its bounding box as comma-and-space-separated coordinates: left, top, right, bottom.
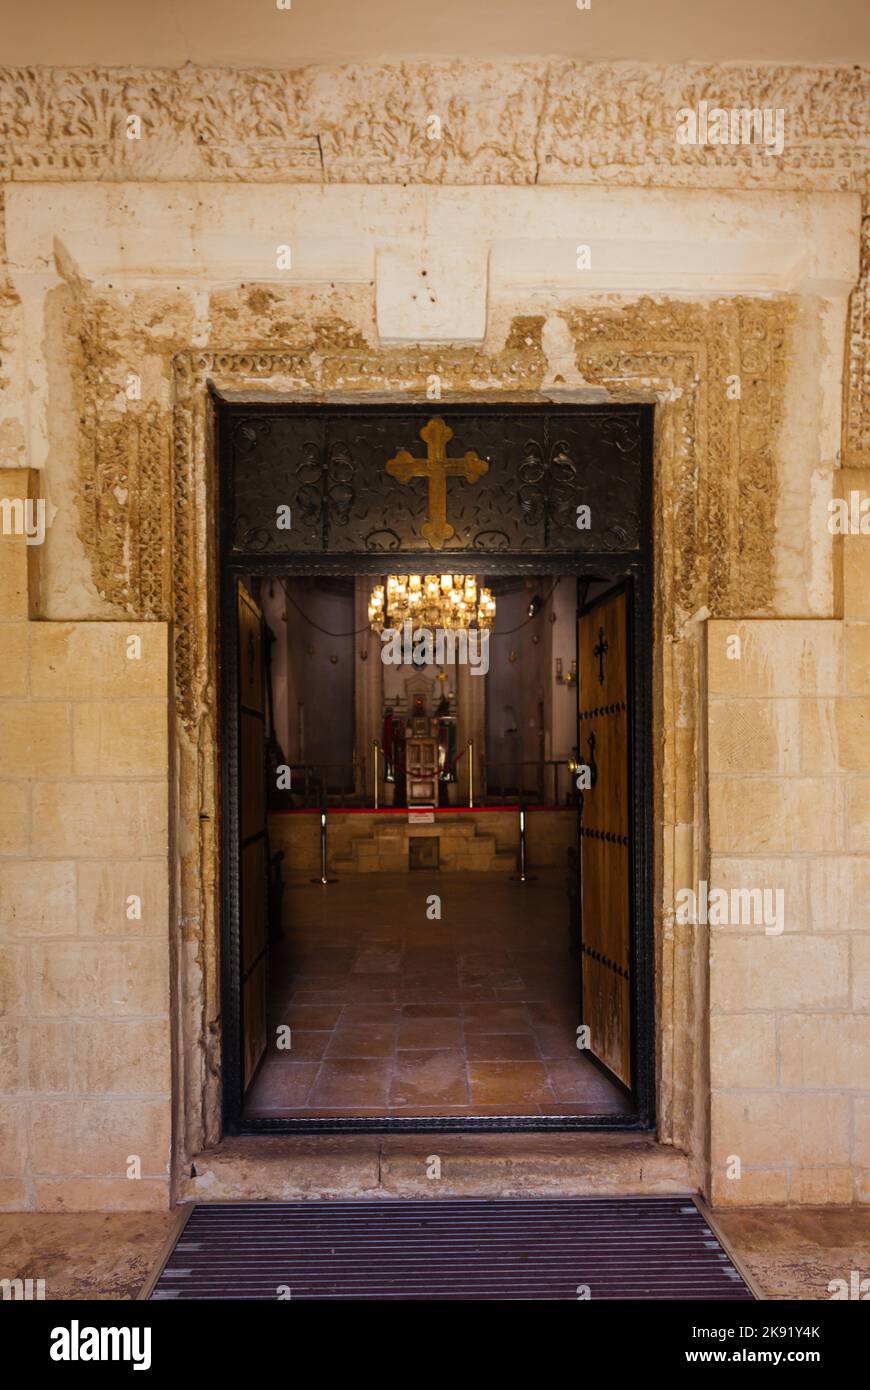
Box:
578, 586, 632, 1089
237, 580, 268, 1091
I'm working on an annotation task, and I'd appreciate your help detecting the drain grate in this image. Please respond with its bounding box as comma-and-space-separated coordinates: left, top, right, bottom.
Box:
150, 1196, 753, 1300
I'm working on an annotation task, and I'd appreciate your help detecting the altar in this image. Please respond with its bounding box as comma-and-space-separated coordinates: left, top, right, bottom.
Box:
381, 681, 458, 808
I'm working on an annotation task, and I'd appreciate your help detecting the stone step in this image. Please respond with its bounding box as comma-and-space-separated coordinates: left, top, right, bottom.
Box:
183, 1133, 694, 1202
337, 817, 516, 871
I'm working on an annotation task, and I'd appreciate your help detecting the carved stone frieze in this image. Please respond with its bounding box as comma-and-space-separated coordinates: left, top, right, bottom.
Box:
0, 62, 867, 191
78, 401, 171, 618
562, 296, 789, 625
844, 209, 870, 465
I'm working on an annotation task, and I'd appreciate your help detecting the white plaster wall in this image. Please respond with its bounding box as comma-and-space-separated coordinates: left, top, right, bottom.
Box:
7, 185, 859, 305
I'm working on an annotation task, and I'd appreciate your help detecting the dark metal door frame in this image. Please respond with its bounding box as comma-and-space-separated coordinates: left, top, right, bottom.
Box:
217, 399, 654, 1135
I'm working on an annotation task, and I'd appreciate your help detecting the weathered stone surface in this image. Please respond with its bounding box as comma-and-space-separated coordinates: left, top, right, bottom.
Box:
0, 63, 867, 192
184, 1137, 383, 1202
180, 1132, 694, 1202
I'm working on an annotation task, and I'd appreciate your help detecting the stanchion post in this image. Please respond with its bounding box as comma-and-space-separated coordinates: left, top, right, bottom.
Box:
468, 739, 474, 809
311, 795, 337, 885
511, 792, 536, 883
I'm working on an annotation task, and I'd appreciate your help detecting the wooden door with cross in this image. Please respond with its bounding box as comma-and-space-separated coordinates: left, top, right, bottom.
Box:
577, 586, 632, 1088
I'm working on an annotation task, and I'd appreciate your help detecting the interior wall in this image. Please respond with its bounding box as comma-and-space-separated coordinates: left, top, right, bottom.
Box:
260, 580, 290, 762
550, 579, 579, 775
282, 581, 354, 776
486, 584, 548, 797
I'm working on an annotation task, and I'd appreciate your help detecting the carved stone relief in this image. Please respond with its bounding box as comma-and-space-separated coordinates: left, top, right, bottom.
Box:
844, 210, 870, 465
0, 63, 867, 192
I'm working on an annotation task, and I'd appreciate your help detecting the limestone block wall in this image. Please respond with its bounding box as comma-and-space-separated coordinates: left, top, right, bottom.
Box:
0, 477, 171, 1210
708, 552, 870, 1202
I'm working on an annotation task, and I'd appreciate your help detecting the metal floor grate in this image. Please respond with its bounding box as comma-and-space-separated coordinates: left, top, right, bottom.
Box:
150, 1196, 754, 1300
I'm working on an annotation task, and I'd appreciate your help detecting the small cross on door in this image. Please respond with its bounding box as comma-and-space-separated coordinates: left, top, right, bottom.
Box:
593, 626, 609, 684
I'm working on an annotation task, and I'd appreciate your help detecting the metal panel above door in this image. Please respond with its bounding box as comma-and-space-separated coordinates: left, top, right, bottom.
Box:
222, 403, 647, 559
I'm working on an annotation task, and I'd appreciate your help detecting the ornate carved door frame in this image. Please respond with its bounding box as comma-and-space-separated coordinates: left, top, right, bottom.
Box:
168, 300, 788, 1166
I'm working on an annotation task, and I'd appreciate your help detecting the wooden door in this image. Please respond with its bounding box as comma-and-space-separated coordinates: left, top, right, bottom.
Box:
578, 588, 632, 1088
237, 581, 268, 1090
405, 732, 439, 805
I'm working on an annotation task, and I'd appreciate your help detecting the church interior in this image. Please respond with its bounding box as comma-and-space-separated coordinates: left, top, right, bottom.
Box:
236, 570, 633, 1120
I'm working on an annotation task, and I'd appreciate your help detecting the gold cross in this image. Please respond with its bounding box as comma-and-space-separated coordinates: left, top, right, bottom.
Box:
385, 417, 489, 549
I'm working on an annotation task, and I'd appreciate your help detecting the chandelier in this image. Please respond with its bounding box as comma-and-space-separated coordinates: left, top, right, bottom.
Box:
368, 575, 496, 633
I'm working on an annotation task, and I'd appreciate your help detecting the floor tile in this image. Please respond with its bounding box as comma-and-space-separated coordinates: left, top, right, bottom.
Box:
390, 1049, 469, 1106
308, 1059, 393, 1107
325, 1023, 397, 1058
398, 1017, 464, 1050
244, 1060, 318, 1110
245, 871, 631, 1120
468, 1061, 554, 1106
465, 1033, 541, 1061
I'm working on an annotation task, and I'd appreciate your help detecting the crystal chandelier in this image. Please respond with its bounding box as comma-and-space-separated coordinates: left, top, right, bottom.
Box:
368, 575, 496, 633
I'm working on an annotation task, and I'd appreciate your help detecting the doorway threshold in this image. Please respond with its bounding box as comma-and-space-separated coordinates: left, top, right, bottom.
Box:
181, 1131, 694, 1203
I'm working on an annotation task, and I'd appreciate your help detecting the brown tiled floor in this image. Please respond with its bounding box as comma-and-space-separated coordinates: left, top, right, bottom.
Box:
244, 871, 633, 1119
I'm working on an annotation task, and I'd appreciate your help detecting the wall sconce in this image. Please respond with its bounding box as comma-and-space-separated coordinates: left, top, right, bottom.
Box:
555, 658, 577, 688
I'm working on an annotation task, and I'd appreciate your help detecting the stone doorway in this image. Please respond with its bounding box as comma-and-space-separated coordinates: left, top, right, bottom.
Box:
217, 402, 654, 1132
160, 285, 800, 1192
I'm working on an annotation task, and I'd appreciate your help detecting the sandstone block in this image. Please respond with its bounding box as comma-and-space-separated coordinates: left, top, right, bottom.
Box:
779, 1014, 870, 1088
807, 857, 870, 931
707, 620, 842, 698
709, 777, 841, 853
710, 1014, 777, 1089
31, 783, 167, 858
845, 623, 870, 695
846, 779, 870, 851
788, 1167, 854, 1204
72, 702, 167, 778
0, 623, 28, 696
0, 782, 29, 857
0, 1100, 28, 1175
31, 940, 168, 1018
0, 860, 76, 935
76, 860, 169, 937
29, 623, 167, 700
0, 702, 71, 777
851, 935, 870, 1009
711, 1092, 850, 1166
30, 1098, 170, 1177
710, 1166, 789, 1207
73, 1019, 171, 1094
32, 1177, 170, 1212
711, 935, 849, 1011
